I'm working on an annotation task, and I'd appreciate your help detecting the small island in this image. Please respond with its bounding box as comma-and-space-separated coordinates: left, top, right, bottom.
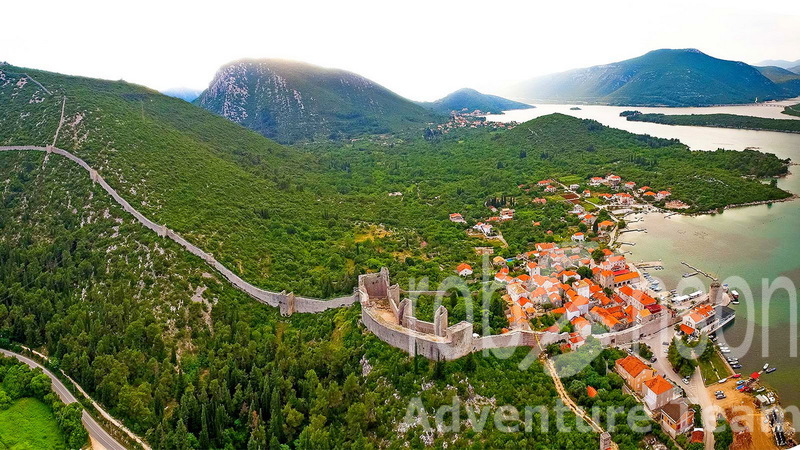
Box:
623, 111, 800, 134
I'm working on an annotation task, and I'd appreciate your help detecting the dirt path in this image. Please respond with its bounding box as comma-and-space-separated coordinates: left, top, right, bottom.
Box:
542, 357, 619, 449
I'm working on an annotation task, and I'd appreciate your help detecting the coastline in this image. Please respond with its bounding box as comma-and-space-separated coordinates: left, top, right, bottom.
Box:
721, 193, 798, 211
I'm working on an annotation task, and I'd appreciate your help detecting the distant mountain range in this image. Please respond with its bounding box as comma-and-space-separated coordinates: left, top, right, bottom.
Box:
755, 59, 800, 71
161, 87, 202, 102
506, 49, 800, 106
417, 88, 531, 114
194, 59, 440, 143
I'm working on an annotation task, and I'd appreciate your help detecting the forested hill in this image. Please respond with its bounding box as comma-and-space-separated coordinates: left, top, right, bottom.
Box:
195, 59, 442, 143
507, 49, 799, 106
0, 63, 378, 298
0, 67, 608, 450
418, 88, 531, 114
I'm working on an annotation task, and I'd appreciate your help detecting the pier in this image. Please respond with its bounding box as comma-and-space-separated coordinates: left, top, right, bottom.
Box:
681, 261, 718, 281
619, 228, 646, 234
636, 260, 663, 269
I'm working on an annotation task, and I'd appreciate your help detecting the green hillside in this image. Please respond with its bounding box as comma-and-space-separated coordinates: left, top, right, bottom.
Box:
0, 63, 793, 450
757, 65, 800, 83
509, 49, 798, 106
194, 59, 441, 143
0, 150, 603, 449
418, 88, 531, 114
0, 64, 789, 298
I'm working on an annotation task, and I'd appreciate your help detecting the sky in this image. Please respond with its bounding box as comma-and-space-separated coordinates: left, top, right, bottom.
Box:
3, 0, 800, 101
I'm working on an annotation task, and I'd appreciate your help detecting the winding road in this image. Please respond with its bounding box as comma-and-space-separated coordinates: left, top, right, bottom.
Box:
0, 349, 125, 450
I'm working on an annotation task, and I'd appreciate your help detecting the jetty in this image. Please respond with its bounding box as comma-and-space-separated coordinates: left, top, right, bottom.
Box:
619, 228, 646, 234
681, 261, 718, 281
636, 260, 663, 269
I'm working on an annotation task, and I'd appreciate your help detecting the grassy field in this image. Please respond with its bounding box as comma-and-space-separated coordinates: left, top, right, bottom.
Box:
700, 350, 734, 386
0, 398, 67, 449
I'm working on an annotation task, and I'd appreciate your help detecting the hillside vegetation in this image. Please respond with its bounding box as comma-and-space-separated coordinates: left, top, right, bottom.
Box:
195, 59, 441, 143
0, 63, 794, 450
509, 49, 800, 106
0, 150, 607, 448
0, 65, 790, 300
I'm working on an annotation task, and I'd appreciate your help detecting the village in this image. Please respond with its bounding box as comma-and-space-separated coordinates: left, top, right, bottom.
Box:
446, 173, 792, 449
430, 110, 519, 134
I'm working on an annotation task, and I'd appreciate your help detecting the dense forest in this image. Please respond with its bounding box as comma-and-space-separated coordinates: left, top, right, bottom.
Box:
0, 151, 613, 448
0, 66, 790, 299
625, 111, 800, 134
0, 65, 793, 448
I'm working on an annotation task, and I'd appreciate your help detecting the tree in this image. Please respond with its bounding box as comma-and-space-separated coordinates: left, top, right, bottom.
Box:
591, 248, 605, 263
577, 266, 593, 280
0, 389, 10, 410
714, 419, 733, 450
30, 372, 51, 398
638, 343, 653, 360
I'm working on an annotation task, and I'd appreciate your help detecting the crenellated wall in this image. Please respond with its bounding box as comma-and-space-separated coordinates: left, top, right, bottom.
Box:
1, 145, 676, 361
0, 146, 359, 316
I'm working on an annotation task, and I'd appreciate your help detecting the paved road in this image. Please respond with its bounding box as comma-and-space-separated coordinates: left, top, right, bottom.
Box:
642, 328, 716, 450
0, 349, 126, 450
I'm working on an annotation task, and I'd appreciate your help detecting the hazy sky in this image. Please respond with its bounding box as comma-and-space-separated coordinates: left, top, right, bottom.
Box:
4, 0, 800, 101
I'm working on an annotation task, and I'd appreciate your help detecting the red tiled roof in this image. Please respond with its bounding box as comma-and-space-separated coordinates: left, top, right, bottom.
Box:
615, 355, 651, 378
644, 375, 674, 395
614, 272, 640, 283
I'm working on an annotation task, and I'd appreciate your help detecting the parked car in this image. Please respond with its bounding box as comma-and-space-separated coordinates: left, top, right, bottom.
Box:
718, 378, 728, 384
682, 377, 690, 385
651, 357, 657, 363
731, 374, 741, 379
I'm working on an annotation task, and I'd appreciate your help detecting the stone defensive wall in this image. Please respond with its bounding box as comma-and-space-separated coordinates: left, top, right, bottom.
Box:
0, 145, 676, 360
0, 145, 359, 316
358, 268, 571, 360
596, 315, 679, 346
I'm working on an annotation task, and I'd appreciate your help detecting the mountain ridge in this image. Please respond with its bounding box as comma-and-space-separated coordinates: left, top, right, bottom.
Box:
194, 58, 441, 143
507, 48, 799, 106
755, 59, 800, 70
417, 88, 531, 114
